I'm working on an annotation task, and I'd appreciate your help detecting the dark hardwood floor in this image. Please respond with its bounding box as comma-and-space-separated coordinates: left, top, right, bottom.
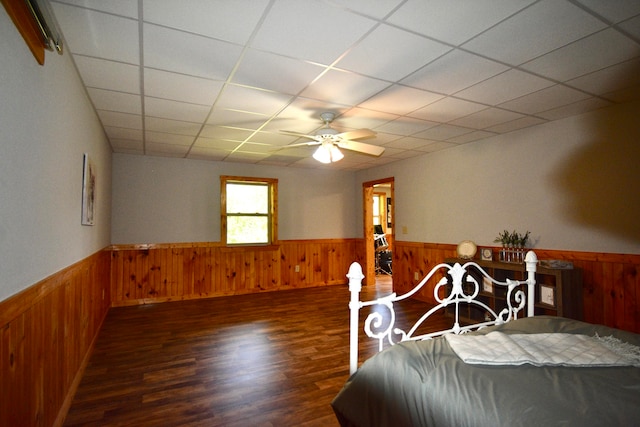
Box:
64, 276, 446, 426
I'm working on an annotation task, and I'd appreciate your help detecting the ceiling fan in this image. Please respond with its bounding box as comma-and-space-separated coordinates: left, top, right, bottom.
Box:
280, 112, 384, 163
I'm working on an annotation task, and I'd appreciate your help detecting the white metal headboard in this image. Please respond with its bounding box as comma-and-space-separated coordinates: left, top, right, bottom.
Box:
347, 251, 538, 375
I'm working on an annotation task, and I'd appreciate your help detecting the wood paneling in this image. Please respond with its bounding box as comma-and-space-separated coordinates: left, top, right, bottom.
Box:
0, 249, 111, 427
2, 238, 638, 427
110, 239, 359, 306
392, 241, 640, 333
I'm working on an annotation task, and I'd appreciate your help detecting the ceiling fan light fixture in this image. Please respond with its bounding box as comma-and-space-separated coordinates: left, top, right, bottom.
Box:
313, 143, 344, 163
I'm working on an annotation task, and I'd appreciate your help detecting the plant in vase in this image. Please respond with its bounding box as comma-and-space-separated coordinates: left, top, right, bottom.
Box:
494, 230, 530, 262
515, 231, 531, 262
494, 230, 511, 262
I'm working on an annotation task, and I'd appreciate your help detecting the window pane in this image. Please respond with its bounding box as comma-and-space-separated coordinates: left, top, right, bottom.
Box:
227, 216, 269, 244
227, 183, 268, 213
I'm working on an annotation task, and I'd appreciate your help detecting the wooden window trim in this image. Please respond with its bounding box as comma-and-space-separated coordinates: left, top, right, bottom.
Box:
221, 175, 278, 246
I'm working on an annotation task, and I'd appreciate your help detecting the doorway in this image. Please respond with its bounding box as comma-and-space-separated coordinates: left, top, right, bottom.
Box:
362, 177, 394, 287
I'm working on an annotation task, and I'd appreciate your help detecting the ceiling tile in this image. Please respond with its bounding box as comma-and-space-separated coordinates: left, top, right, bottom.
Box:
462, 0, 607, 65
215, 85, 293, 116
248, 131, 298, 147
499, 85, 592, 114
187, 146, 231, 161
225, 151, 269, 163
338, 108, 399, 131
231, 50, 325, 95
358, 85, 443, 116
193, 137, 242, 151
384, 148, 424, 160
358, 131, 402, 145
388, 0, 536, 46
574, 0, 640, 23
455, 69, 555, 105
485, 116, 548, 133
416, 141, 459, 153
97, 110, 142, 130
327, 0, 404, 19
145, 142, 190, 157
408, 97, 488, 122
145, 117, 203, 136
51, 3, 139, 63
447, 130, 496, 144
374, 117, 438, 136
300, 69, 391, 106
619, 14, 640, 39
448, 108, 524, 129
206, 109, 270, 129
52, 0, 139, 18
144, 68, 223, 105
87, 88, 141, 114
336, 24, 451, 81
235, 142, 274, 154
110, 138, 143, 152
144, 97, 210, 123
51, 1, 638, 170
74, 57, 139, 93
536, 97, 612, 120
104, 126, 142, 141
402, 49, 509, 95
566, 58, 640, 96
143, 24, 243, 80
521, 28, 640, 82
145, 131, 194, 145
143, 0, 270, 44
413, 124, 474, 141
251, 0, 377, 64
602, 83, 640, 103
199, 126, 254, 141
383, 136, 433, 150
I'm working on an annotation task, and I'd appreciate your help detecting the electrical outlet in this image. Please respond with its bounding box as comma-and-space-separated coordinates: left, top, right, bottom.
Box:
295, 265, 300, 272
414, 272, 419, 281
402, 226, 408, 234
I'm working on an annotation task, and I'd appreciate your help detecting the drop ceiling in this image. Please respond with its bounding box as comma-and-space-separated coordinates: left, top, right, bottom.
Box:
49, 0, 640, 170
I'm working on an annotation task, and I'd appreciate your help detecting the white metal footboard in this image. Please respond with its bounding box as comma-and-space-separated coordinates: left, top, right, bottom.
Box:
348, 251, 538, 374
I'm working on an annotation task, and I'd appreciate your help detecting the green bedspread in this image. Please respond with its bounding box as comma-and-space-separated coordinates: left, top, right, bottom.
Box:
331, 316, 640, 427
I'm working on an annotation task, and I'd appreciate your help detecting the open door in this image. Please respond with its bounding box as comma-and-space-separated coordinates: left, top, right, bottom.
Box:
362, 178, 394, 286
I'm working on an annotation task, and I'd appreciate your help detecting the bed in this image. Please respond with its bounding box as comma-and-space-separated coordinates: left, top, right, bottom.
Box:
332, 252, 640, 426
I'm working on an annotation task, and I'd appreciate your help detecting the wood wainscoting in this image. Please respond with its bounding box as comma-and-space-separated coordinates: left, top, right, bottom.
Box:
110, 239, 362, 307
0, 249, 111, 427
392, 241, 640, 334
2, 239, 638, 426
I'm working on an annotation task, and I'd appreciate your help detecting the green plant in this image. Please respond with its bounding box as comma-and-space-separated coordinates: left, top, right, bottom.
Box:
494, 230, 531, 247
494, 230, 512, 246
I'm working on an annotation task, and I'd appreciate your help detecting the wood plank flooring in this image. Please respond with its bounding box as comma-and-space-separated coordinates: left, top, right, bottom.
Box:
63, 277, 448, 426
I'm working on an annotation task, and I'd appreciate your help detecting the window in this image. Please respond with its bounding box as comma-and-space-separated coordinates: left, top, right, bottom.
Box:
221, 176, 278, 245
372, 193, 385, 227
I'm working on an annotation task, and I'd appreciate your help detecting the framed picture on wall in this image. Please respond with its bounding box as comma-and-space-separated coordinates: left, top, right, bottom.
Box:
386, 197, 392, 228
81, 153, 96, 225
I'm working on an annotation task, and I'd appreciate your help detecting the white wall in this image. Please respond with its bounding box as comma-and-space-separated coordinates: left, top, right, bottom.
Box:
356, 101, 640, 255
111, 154, 358, 243
112, 100, 640, 254
0, 8, 112, 302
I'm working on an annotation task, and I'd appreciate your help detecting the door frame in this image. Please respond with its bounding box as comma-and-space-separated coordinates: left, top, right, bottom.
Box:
362, 177, 394, 286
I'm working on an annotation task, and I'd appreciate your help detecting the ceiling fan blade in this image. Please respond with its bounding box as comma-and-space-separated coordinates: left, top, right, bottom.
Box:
336, 128, 376, 140
280, 130, 320, 140
281, 140, 322, 148
337, 140, 385, 157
